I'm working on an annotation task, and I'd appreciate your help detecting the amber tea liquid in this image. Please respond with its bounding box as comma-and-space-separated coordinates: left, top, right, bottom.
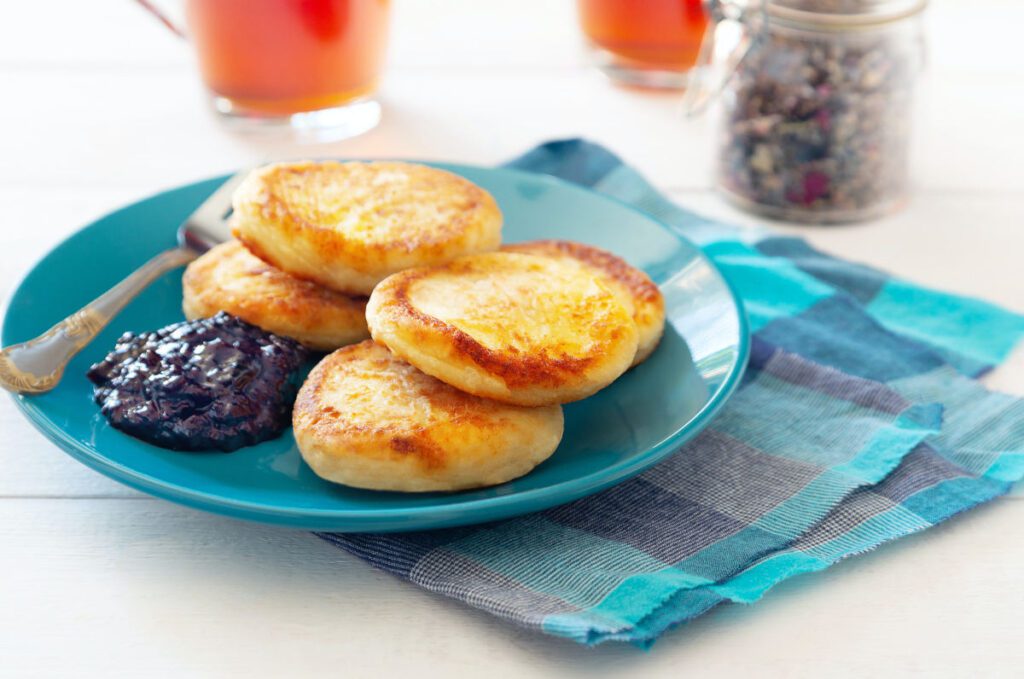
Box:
577, 0, 708, 87
185, 0, 390, 116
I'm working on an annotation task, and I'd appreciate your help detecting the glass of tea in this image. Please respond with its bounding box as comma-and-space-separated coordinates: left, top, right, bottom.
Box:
576, 0, 709, 89
138, 0, 391, 140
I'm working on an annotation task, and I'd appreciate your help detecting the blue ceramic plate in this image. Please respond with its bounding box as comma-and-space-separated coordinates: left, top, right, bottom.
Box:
3, 164, 748, 532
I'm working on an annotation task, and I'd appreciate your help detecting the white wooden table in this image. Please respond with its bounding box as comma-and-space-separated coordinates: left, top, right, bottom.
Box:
3, 2, 1022, 676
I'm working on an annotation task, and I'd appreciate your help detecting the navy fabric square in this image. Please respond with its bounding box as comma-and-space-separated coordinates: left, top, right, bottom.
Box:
756, 237, 888, 305
545, 477, 748, 564
758, 296, 947, 382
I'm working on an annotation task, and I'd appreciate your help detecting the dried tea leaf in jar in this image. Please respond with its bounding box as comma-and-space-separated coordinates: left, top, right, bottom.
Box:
713, 0, 926, 223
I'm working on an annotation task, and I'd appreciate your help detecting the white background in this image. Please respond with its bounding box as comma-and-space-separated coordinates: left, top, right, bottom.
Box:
1, 1, 1022, 676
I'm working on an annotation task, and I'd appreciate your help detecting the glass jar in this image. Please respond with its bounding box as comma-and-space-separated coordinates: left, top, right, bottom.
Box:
710, 0, 926, 223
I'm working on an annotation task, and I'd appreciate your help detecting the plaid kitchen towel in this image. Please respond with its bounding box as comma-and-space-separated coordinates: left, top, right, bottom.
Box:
320, 140, 1024, 646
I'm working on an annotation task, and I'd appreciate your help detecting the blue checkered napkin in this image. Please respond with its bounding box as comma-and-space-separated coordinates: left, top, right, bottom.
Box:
319, 140, 1024, 646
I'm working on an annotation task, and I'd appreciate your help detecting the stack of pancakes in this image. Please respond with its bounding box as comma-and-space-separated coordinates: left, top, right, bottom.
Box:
182, 160, 665, 492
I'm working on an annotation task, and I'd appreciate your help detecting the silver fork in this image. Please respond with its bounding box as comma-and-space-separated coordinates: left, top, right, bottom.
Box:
0, 170, 250, 395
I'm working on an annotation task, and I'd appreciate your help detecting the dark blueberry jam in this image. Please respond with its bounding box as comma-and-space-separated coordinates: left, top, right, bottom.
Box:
87, 312, 308, 452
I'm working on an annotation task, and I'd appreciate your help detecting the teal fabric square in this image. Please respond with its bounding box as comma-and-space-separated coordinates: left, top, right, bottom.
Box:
868, 279, 1024, 367
704, 240, 835, 331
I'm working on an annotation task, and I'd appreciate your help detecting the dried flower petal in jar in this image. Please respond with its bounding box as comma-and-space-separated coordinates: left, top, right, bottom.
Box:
716, 0, 926, 223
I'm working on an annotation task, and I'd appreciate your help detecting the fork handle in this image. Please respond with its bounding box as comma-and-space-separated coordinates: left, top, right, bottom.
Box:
0, 246, 198, 394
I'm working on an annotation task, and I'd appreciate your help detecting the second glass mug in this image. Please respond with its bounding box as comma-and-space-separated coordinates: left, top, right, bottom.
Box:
138, 0, 391, 140
577, 0, 710, 89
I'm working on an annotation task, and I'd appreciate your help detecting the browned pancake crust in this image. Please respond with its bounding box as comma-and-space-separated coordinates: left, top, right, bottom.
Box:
366, 252, 639, 406
231, 161, 503, 295
293, 341, 563, 491
386, 264, 595, 390
502, 240, 665, 365
182, 240, 368, 351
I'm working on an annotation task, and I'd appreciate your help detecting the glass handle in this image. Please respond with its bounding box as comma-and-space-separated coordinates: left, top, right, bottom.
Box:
134, 0, 188, 40
681, 0, 762, 117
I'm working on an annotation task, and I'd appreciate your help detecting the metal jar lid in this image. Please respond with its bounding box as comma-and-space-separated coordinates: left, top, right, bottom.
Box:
681, 0, 927, 113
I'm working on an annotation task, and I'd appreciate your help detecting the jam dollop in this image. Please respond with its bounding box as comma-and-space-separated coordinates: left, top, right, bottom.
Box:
87, 312, 308, 451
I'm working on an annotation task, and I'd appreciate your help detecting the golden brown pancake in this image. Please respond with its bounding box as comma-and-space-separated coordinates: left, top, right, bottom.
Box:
366, 252, 639, 406
232, 160, 503, 295
293, 341, 564, 492
182, 240, 369, 351
502, 240, 665, 366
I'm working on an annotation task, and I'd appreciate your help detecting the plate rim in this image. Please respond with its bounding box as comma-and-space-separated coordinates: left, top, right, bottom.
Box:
3, 162, 750, 531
